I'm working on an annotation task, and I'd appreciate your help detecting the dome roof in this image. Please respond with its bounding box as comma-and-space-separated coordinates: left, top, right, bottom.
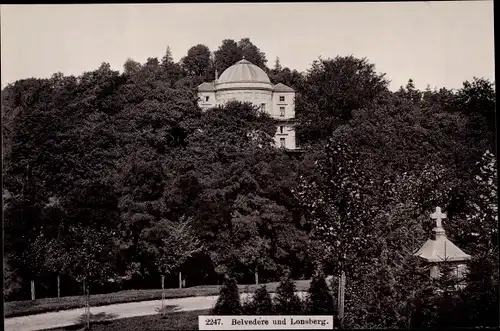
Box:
217, 59, 271, 84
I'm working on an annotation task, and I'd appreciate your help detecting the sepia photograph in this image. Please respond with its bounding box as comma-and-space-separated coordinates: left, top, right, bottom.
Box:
2, 2, 497, 330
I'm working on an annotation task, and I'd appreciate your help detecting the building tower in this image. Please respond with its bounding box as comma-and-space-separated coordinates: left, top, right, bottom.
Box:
197, 59, 298, 150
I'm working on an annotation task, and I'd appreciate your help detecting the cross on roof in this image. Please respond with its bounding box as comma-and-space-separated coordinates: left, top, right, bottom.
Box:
431, 207, 447, 228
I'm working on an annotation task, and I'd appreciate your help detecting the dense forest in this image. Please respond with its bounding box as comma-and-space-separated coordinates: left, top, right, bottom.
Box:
2, 38, 497, 328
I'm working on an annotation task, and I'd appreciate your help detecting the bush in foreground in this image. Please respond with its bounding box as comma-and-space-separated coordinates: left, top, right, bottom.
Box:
211, 276, 242, 315
274, 271, 303, 315
243, 285, 274, 315
306, 270, 334, 315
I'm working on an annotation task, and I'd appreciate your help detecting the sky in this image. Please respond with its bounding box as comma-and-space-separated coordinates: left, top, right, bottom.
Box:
1, 2, 495, 91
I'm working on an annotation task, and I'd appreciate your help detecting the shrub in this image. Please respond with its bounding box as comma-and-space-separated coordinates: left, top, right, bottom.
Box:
459, 253, 499, 328
274, 271, 303, 315
241, 296, 253, 314
211, 276, 242, 315
244, 285, 274, 315
306, 271, 334, 315
241, 287, 254, 315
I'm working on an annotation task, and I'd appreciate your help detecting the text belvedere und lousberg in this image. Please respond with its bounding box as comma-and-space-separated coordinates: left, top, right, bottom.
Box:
231, 317, 329, 327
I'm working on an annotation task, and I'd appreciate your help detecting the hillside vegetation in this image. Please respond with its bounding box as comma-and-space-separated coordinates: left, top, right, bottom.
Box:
2, 38, 497, 328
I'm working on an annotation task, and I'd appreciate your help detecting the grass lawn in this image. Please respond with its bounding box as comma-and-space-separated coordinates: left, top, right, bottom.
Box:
5, 279, 311, 318
43, 309, 209, 331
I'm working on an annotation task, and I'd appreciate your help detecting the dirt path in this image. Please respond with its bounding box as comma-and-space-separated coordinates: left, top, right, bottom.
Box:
4, 292, 307, 331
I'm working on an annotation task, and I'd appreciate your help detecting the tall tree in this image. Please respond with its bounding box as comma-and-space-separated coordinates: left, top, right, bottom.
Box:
452, 150, 498, 254
158, 46, 187, 83
295, 140, 377, 278
214, 39, 243, 73
183, 101, 307, 280
272, 57, 283, 74
456, 77, 496, 154
65, 223, 118, 329
139, 217, 203, 315
181, 44, 212, 77
161, 46, 174, 66
456, 77, 495, 125
330, 97, 469, 182
123, 58, 142, 76
237, 38, 268, 69
43, 234, 72, 298
296, 56, 389, 146
21, 232, 49, 300
395, 79, 423, 104
268, 66, 305, 90
294, 136, 458, 328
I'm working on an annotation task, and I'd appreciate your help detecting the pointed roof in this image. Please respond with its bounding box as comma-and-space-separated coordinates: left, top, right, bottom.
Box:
197, 81, 215, 92
273, 83, 295, 92
414, 237, 471, 262
414, 207, 471, 263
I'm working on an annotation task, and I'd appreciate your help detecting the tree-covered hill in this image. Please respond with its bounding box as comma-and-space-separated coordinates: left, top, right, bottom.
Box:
2, 38, 496, 328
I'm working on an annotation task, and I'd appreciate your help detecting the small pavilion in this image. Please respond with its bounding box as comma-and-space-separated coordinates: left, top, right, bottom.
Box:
414, 207, 471, 280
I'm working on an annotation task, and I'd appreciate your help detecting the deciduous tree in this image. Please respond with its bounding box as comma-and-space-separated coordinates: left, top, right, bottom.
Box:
237, 38, 267, 69
140, 217, 203, 315
296, 56, 389, 146
181, 44, 212, 77
214, 39, 242, 73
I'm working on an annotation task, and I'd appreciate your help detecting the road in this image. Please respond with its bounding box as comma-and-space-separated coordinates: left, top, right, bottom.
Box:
4, 292, 308, 331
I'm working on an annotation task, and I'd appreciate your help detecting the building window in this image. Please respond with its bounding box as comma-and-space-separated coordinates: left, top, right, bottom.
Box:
279, 96, 285, 102
205, 96, 209, 102
280, 138, 286, 148
261, 103, 266, 112
279, 126, 284, 134
280, 107, 285, 117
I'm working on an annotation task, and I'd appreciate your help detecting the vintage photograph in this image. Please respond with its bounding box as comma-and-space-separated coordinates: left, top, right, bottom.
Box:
2, 2, 496, 330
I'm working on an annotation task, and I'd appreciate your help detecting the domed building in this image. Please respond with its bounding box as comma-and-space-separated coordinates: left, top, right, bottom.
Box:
197, 58, 298, 150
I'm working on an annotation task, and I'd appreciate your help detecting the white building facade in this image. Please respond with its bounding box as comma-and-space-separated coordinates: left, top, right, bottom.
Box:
197, 59, 298, 150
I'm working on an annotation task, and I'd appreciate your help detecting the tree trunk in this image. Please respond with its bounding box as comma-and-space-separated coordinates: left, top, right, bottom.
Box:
85, 282, 90, 330
337, 271, 346, 328
255, 268, 259, 285
161, 275, 165, 316
31, 280, 35, 300
178, 272, 182, 289
57, 275, 61, 298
